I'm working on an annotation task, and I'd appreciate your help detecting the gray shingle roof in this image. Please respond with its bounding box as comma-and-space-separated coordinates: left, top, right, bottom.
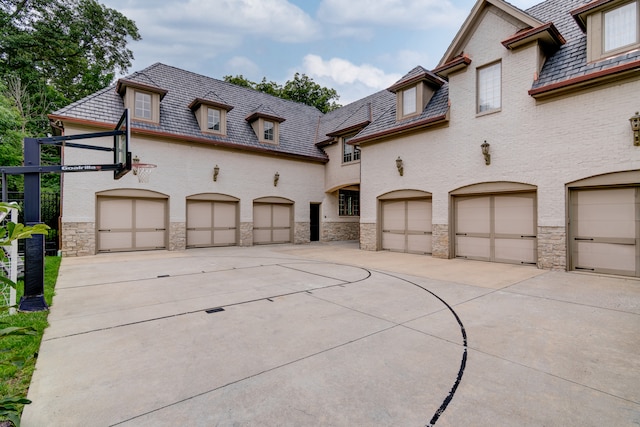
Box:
528, 0, 640, 89
54, 63, 327, 161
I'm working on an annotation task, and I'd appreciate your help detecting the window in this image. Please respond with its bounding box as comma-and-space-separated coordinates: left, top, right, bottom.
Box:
134, 91, 152, 120
342, 136, 360, 163
264, 120, 274, 141
207, 108, 221, 131
604, 2, 638, 52
339, 190, 359, 216
403, 87, 417, 115
477, 62, 501, 113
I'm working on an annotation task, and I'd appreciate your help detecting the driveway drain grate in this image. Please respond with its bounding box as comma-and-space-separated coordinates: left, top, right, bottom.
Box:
205, 307, 225, 314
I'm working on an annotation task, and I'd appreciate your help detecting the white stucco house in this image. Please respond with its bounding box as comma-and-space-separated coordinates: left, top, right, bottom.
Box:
51, 0, 640, 278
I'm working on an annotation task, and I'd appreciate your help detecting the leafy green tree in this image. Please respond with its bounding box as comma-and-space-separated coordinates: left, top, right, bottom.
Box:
0, 84, 25, 192
224, 73, 341, 113
0, 0, 141, 104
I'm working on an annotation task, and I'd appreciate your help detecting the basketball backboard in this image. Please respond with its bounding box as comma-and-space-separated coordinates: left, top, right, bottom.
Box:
114, 109, 131, 179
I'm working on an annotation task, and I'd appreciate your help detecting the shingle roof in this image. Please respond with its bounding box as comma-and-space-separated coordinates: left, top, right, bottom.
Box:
53, 63, 327, 162
528, 0, 640, 90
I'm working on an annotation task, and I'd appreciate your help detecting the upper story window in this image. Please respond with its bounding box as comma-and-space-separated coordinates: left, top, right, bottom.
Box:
402, 87, 417, 116
135, 91, 152, 120
264, 120, 274, 141
477, 62, 501, 114
604, 1, 638, 52
207, 108, 221, 131
342, 135, 360, 163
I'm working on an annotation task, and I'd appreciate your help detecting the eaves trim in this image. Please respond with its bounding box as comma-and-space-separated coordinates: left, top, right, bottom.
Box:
349, 113, 449, 146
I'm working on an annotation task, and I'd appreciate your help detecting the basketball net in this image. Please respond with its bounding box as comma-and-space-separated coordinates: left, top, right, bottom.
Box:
132, 163, 157, 183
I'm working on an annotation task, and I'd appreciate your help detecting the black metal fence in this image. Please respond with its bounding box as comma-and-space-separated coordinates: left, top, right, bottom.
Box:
6, 192, 60, 255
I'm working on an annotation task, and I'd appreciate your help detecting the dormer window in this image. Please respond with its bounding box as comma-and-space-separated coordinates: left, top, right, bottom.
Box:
135, 91, 152, 120
245, 107, 285, 145
207, 108, 221, 131
264, 120, 274, 141
189, 97, 233, 136
402, 87, 417, 116
116, 79, 167, 124
573, 0, 640, 62
604, 1, 638, 52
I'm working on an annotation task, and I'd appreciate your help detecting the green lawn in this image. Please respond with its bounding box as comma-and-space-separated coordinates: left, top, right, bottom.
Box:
1, 256, 61, 425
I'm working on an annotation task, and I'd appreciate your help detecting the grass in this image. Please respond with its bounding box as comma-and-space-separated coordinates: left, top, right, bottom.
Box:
0, 256, 61, 423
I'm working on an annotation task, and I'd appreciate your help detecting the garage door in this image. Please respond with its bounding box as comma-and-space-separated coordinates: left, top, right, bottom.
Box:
97, 197, 167, 252
187, 200, 237, 248
253, 202, 292, 244
381, 199, 432, 254
454, 192, 537, 265
570, 187, 639, 277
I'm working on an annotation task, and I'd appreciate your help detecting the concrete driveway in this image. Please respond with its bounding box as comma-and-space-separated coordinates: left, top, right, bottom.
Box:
21, 243, 640, 426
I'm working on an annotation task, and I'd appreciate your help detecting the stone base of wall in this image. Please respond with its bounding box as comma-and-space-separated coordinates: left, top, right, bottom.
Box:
537, 226, 566, 270
432, 224, 449, 259
295, 222, 310, 244
61, 222, 95, 257
359, 223, 376, 251
240, 222, 253, 246
169, 222, 186, 251
322, 221, 359, 241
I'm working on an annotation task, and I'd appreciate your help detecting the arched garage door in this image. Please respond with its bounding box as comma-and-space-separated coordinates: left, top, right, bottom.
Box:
97, 190, 168, 252
452, 183, 537, 265
568, 171, 639, 277
253, 197, 293, 244
379, 190, 432, 254
187, 194, 239, 248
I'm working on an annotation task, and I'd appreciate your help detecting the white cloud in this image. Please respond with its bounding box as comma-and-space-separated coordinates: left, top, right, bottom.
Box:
317, 0, 467, 29
298, 54, 402, 104
225, 56, 261, 78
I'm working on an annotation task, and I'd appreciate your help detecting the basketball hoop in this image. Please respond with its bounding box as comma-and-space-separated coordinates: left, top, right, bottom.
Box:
132, 163, 156, 183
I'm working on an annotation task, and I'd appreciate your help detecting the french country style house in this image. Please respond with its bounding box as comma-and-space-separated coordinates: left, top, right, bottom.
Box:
51, 0, 640, 278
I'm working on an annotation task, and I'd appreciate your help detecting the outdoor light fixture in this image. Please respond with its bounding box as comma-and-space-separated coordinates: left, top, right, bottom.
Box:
396, 156, 404, 176
132, 155, 140, 175
213, 165, 219, 182
481, 141, 491, 165
274, 172, 279, 187
630, 112, 640, 146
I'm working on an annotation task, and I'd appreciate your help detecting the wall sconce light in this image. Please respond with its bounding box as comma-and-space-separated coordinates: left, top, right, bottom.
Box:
481, 141, 491, 165
274, 172, 279, 187
213, 165, 220, 182
630, 112, 640, 146
396, 156, 404, 176
132, 155, 140, 175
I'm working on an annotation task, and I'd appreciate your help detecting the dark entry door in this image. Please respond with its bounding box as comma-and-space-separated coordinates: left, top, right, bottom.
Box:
310, 203, 320, 241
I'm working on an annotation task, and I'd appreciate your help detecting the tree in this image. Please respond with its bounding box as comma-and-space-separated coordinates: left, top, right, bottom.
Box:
0, 0, 141, 104
0, 84, 25, 192
223, 74, 341, 113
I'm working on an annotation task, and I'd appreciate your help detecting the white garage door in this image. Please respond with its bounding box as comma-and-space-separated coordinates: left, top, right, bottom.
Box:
381, 199, 432, 254
187, 200, 237, 248
97, 197, 167, 252
454, 193, 537, 265
253, 203, 292, 244
570, 187, 639, 277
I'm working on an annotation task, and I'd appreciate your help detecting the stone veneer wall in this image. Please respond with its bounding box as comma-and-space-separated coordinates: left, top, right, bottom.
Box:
169, 222, 186, 251
537, 226, 566, 271
295, 222, 310, 244
432, 224, 449, 259
240, 222, 253, 246
61, 222, 95, 257
359, 223, 376, 251
322, 221, 359, 242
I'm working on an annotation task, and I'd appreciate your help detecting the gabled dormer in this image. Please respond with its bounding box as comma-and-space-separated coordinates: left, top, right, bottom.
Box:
116, 77, 168, 124
245, 105, 285, 144
387, 66, 445, 121
572, 0, 640, 63
188, 92, 234, 136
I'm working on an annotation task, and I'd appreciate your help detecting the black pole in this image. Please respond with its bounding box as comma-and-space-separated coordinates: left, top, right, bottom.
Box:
19, 137, 47, 311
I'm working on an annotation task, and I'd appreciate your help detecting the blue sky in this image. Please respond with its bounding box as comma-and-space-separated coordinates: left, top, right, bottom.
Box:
100, 0, 541, 105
